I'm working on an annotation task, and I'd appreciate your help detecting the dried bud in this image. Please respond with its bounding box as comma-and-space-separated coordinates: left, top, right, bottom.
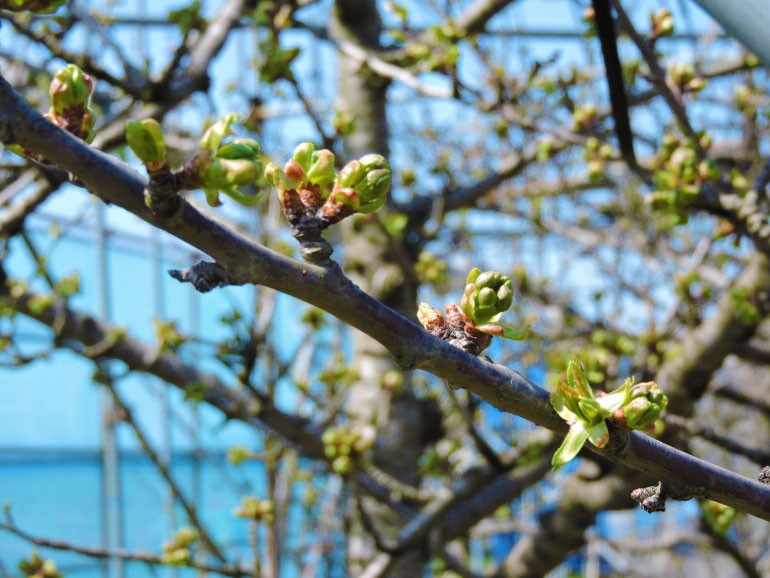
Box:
631, 482, 667, 513
125, 119, 167, 171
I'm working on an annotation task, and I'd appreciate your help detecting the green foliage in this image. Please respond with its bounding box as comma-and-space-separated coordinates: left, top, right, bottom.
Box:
257, 31, 300, 83
322, 425, 375, 474
550, 360, 668, 470
414, 251, 448, 287
227, 446, 252, 466
167, 0, 207, 34
729, 287, 762, 326
18, 552, 61, 578
701, 500, 737, 536
55, 272, 80, 298
183, 381, 209, 404
234, 496, 274, 523
647, 131, 717, 226
161, 527, 199, 565
153, 319, 187, 353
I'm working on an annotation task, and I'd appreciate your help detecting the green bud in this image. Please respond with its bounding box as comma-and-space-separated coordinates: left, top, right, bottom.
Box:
332, 455, 351, 475
306, 149, 336, 187
338, 160, 366, 188
702, 500, 736, 536
125, 119, 167, 169
217, 138, 261, 160
203, 158, 262, 189
336, 153, 391, 214
497, 282, 513, 310
199, 113, 239, 152
623, 397, 660, 428
459, 269, 514, 325
620, 381, 668, 429
174, 527, 199, 547
49, 64, 93, 115
264, 161, 289, 191
355, 168, 391, 213
292, 142, 316, 174
475, 270, 501, 289
477, 287, 497, 307
359, 153, 388, 172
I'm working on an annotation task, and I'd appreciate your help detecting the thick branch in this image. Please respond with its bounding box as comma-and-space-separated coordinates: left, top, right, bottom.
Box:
2, 74, 770, 520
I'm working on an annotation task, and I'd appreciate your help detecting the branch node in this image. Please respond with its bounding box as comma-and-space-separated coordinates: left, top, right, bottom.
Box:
144, 167, 181, 219
168, 261, 232, 293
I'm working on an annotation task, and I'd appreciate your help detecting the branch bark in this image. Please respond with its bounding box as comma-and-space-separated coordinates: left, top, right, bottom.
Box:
2, 71, 770, 521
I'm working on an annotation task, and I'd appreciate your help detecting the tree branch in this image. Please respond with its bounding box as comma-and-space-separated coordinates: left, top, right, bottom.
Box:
2, 73, 770, 521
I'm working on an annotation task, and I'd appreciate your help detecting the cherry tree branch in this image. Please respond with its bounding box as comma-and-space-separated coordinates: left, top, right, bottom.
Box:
2, 74, 770, 521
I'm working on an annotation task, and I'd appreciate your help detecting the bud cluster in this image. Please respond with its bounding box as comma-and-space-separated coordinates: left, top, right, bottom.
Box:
234, 497, 275, 524
45, 64, 95, 143
583, 137, 614, 183
572, 104, 598, 133
126, 114, 263, 210
460, 268, 513, 327
403, 23, 462, 73
19, 552, 61, 578
649, 8, 674, 39
321, 424, 375, 475
417, 268, 528, 362
613, 381, 668, 430
648, 131, 718, 225
264, 143, 391, 247
550, 360, 668, 470
160, 527, 199, 566
668, 63, 707, 94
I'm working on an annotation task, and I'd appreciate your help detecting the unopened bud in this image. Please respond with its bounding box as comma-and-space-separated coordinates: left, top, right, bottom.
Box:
125, 119, 167, 170
306, 148, 336, 187
49, 64, 93, 116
